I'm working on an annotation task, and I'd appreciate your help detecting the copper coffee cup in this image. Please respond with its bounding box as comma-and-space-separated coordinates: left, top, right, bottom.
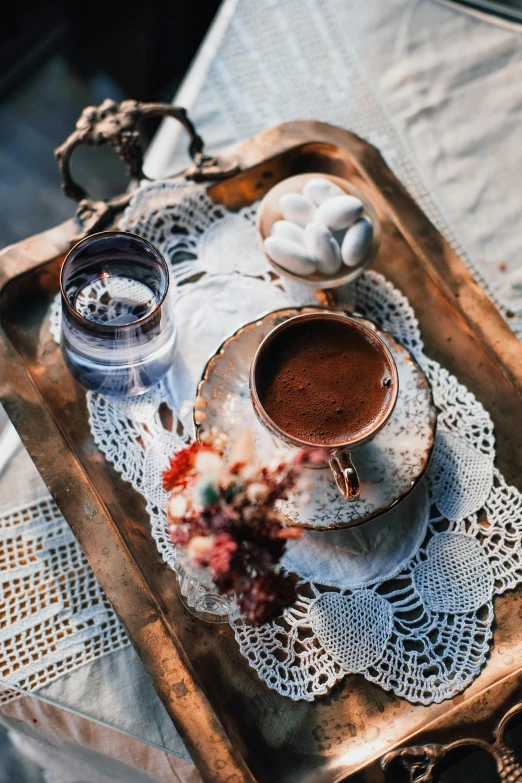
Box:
249, 312, 399, 501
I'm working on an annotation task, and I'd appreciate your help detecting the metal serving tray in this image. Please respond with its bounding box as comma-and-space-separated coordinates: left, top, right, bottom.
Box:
2, 112, 522, 783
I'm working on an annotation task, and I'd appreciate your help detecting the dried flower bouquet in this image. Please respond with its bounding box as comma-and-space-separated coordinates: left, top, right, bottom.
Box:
163, 429, 320, 625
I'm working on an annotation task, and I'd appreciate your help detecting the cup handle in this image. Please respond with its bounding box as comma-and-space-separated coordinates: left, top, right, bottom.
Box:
329, 450, 360, 502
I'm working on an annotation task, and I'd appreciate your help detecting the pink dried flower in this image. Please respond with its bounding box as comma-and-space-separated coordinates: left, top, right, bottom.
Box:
169, 524, 192, 548
227, 429, 255, 474
293, 448, 325, 466
208, 533, 238, 575
187, 535, 213, 565
276, 526, 302, 540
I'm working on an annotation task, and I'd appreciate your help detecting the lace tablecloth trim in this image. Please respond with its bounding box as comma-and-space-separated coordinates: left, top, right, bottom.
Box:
0, 497, 128, 704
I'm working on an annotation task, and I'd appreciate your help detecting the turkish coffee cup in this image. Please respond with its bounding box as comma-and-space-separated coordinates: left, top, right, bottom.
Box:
249, 312, 398, 501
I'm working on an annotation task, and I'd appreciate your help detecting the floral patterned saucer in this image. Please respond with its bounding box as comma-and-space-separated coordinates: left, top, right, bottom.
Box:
194, 307, 436, 530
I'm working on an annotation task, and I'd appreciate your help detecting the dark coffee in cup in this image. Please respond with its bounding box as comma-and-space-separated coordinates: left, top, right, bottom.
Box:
254, 314, 395, 447
250, 312, 398, 501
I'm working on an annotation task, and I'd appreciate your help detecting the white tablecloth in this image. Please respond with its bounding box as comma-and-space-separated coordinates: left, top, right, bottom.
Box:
147, 0, 522, 333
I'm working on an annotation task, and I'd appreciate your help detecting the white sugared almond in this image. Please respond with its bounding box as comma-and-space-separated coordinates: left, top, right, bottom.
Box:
315, 194, 364, 230
341, 216, 374, 267
271, 219, 306, 246
279, 193, 316, 227
264, 236, 317, 275
304, 221, 342, 275
303, 177, 345, 206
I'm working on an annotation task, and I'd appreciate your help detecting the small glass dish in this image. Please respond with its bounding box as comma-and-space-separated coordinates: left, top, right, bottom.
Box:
175, 557, 234, 625
256, 172, 381, 289
60, 230, 176, 397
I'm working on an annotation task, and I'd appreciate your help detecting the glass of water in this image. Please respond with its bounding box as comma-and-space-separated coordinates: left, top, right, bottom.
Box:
60, 231, 176, 397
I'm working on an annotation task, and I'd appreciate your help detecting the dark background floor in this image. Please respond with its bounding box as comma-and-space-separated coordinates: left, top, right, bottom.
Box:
0, 55, 128, 250
0, 0, 221, 250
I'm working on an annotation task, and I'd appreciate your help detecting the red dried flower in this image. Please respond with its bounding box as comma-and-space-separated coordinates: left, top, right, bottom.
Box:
162, 441, 212, 492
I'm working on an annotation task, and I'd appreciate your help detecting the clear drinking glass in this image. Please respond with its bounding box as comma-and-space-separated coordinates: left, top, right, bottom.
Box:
60, 231, 176, 397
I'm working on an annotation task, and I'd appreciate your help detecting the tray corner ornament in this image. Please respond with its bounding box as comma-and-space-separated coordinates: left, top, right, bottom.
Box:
381, 702, 522, 782
55, 98, 240, 236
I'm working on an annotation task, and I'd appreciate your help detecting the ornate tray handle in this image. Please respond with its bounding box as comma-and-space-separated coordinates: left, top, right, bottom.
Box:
55, 98, 239, 235
381, 703, 522, 782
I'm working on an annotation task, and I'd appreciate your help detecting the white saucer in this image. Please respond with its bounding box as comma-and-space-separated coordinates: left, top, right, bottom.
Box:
194, 307, 436, 531
282, 479, 429, 587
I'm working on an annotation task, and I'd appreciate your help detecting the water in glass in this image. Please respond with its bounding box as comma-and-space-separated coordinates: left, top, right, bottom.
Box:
60, 232, 176, 397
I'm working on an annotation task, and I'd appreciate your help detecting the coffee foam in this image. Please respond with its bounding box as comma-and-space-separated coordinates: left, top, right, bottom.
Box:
255, 317, 394, 446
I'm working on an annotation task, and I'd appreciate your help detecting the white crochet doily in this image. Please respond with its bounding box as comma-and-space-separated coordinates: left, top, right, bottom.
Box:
47, 180, 522, 705
3, 0, 520, 712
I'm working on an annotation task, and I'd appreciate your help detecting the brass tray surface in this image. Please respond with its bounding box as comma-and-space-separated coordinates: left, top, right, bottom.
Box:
2, 121, 522, 783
